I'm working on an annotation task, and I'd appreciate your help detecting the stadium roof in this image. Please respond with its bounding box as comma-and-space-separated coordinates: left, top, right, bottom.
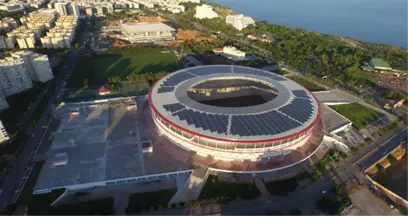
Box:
149, 65, 321, 143
121, 22, 175, 34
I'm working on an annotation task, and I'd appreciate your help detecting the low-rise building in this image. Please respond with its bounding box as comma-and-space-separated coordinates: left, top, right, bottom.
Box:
226, 14, 255, 31
369, 58, 392, 71
213, 46, 246, 61
194, 4, 218, 19
120, 22, 175, 43
248, 34, 273, 43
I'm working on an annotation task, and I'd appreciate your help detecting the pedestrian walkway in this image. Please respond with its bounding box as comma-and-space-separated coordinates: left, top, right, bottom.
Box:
254, 177, 270, 196
169, 167, 209, 204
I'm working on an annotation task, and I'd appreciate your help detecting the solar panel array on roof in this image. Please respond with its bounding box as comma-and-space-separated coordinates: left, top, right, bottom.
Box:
292, 90, 309, 98
230, 111, 301, 136
188, 66, 232, 76
233, 67, 272, 78
157, 86, 175, 93
163, 103, 185, 113
162, 72, 195, 87
171, 109, 229, 134
278, 98, 313, 123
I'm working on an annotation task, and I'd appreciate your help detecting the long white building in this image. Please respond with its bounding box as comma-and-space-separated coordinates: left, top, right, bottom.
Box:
120, 22, 175, 42
0, 58, 33, 96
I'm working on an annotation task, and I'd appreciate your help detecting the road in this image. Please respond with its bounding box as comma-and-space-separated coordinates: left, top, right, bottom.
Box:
0, 50, 81, 210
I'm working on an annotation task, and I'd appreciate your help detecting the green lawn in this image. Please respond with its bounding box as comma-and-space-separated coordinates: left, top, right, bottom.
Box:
289, 76, 326, 91
330, 103, 384, 130
199, 175, 261, 201
126, 188, 177, 214
69, 47, 181, 88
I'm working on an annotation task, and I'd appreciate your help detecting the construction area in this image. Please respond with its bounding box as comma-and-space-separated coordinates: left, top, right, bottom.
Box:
169, 29, 217, 46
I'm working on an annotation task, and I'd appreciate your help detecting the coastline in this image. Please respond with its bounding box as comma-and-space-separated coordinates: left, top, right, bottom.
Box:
204, 0, 408, 48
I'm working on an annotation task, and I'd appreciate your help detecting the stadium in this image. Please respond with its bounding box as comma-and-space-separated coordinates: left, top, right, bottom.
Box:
149, 65, 324, 170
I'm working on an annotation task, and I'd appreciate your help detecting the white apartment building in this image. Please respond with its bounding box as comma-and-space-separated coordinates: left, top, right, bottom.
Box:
55, 2, 69, 15
0, 36, 15, 49
0, 58, 33, 96
12, 51, 54, 83
226, 14, 255, 31
221, 46, 246, 61
69, 4, 80, 16
0, 121, 10, 143
194, 4, 218, 19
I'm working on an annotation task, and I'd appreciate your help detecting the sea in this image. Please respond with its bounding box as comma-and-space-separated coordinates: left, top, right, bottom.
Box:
205, 0, 408, 47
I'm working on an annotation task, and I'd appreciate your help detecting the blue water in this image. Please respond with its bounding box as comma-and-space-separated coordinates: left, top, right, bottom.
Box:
205, 0, 408, 47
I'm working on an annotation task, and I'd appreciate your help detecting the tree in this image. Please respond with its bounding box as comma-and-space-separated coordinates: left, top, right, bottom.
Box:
289, 208, 302, 215
387, 154, 398, 165
83, 78, 88, 88
266, 210, 283, 215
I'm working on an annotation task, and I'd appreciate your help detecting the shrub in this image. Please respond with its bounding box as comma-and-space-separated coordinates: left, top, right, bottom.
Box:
387, 154, 398, 165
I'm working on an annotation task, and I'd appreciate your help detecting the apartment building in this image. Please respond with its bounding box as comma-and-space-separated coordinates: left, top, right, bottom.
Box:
55, 2, 69, 15
194, 4, 218, 19
0, 17, 18, 33
226, 14, 255, 31
0, 121, 10, 144
40, 15, 78, 49
12, 51, 54, 83
0, 58, 33, 96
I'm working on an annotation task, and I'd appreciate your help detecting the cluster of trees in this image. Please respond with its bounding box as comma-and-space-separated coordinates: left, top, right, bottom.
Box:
179, 40, 224, 54
316, 185, 352, 215
383, 90, 407, 100
98, 46, 167, 55
126, 72, 169, 83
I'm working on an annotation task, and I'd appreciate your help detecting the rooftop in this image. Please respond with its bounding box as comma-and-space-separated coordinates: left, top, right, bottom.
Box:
121, 22, 175, 34
370, 58, 392, 69
34, 97, 191, 193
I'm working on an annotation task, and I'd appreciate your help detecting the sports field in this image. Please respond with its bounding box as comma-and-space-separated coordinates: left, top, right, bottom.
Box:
330, 103, 384, 130
70, 47, 181, 88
